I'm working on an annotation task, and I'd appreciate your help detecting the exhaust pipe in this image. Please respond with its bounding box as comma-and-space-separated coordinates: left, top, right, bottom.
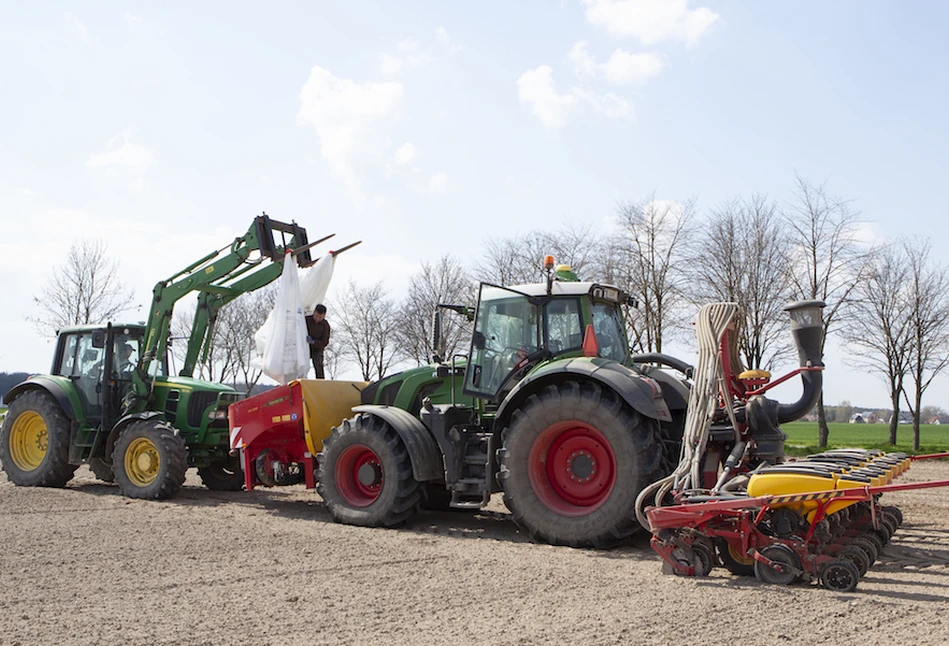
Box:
776, 300, 826, 424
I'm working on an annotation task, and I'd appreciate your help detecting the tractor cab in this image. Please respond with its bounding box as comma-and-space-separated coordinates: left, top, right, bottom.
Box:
51, 323, 158, 429
463, 279, 632, 400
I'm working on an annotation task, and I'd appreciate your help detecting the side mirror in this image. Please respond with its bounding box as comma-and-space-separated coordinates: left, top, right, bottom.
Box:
91, 330, 106, 349
472, 331, 486, 350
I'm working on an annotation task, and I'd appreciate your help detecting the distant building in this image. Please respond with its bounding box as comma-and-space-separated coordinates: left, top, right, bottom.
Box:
926, 415, 949, 425
850, 411, 879, 424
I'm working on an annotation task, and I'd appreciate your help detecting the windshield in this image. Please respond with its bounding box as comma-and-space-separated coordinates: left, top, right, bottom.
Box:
591, 303, 628, 363
464, 286, 540, 398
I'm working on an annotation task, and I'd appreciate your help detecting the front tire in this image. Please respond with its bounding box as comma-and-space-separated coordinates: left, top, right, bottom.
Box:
499, 381, 664, 548
0, 390, 75, 487
89, 457, 115, 483
317, 414, 421, 527
112, 419, 187, 500
197, 460, 245, 491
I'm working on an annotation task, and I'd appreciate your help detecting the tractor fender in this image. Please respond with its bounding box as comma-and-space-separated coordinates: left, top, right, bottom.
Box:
4, 377, 78, 422
351, 405, 442, 482
496, 357, 672, 431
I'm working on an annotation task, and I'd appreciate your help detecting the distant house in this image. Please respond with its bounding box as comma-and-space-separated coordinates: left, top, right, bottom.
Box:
850, 412, 879, 424
927, 415, 949, 425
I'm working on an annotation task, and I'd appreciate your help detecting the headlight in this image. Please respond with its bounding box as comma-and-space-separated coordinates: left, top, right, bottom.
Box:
208, 409, 229, 420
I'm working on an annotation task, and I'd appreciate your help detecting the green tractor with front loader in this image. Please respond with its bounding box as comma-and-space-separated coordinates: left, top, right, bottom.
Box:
316, 261, 695, 548
1, 214, 318, 499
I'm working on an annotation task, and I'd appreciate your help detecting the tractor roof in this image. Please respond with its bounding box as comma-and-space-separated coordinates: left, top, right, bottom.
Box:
500, 281, 628, 303
56, 323, 147, 335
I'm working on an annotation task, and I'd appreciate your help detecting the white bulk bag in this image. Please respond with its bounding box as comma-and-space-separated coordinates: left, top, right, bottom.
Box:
299, 253, 336, 314
252, 253, 310, 384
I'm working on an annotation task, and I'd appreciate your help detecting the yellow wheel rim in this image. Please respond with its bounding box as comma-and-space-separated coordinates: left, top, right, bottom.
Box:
9, 411, 48, 471
124, 437, 161, 487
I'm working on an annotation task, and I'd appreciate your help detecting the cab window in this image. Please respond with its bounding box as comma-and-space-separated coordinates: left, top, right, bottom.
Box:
465, 286, 539, 398
545, 298, 582, 354
591, 303, 628, 363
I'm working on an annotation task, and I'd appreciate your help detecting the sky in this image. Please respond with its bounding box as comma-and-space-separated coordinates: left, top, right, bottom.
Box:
2, 1, 948, 409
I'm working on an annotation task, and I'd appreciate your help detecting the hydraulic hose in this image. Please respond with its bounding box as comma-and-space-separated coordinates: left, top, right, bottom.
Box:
630, 353, 694, 378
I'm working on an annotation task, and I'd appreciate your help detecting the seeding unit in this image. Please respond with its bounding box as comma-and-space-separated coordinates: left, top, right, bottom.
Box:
647, 450, 949, 591
640, 300, 949, 591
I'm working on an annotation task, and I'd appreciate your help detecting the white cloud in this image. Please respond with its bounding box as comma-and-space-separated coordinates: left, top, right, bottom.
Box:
22, 188, 37, 197
601, 49, 663, 85
517, 66, 579, 129
582, 0, 720, 46
379, 53, 404, 76
397, 37, 420, 53
435, 26, 462, 54
297, 66, 405, 201
86, 131, 156, 172
125, 13, 143, 24
853, 221, 882, 246
429, 172, 449, 194
379, 38, 433, 76
568, 42, 598, 79
64, 12, 89, 43
518, 66, 633, 128
395, 143, 418, 166
568, 41, 663, 86
130, 177, 146, 192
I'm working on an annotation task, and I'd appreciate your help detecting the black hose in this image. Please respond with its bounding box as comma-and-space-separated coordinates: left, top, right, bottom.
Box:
631, 353, 694, 378
776, 369, 822, 424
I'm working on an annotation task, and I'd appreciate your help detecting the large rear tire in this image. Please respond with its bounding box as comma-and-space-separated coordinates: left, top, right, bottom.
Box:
197, 460, 244, 491
317, 413, 421, 527
0, 390, 75, 487
112, 419, 188, 500
499, 381, 664, 548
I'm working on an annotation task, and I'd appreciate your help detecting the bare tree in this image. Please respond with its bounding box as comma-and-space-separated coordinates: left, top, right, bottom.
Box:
29, 239, 136, 335
475, 221, 602, 287
784, 176, 868, 447
842, 244, 911, 444
397, 255, 476, 366
214, 287, 276, 393
690, 195, 794, 369
476, 235, 542, 286
168, 301, 237, 384
611, 197, 696, 353
900, 239, 949, 450
335, 281, 400, 381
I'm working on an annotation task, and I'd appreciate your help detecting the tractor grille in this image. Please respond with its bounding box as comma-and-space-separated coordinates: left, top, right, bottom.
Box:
187, 392, 219, 428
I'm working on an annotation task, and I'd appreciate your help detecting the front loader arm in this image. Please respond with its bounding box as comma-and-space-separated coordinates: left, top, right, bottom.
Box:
131, 214, 317, 407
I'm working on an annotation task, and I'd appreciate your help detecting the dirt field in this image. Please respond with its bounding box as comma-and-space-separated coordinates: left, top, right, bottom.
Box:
1, 460, 948, 646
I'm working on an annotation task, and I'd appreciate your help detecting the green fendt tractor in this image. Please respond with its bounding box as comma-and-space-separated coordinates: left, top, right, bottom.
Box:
1, 214, 317, 499
317, 262, 694, 548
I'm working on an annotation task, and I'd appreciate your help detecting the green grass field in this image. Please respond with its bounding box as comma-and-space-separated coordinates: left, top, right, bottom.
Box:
783, 421, 949, 456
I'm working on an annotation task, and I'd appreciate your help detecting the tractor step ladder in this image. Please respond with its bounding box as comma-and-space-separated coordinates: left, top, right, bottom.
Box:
450, 432, 493, 509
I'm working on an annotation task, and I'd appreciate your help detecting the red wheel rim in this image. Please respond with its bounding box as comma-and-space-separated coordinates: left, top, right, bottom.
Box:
335, 444, 383, 507
527, 421, 616, 516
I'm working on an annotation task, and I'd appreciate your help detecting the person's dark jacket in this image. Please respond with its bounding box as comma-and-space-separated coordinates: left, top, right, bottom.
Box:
306, 317, 331, 356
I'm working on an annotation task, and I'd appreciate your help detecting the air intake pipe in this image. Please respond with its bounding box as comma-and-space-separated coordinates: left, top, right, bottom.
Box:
776, 300, 826, 424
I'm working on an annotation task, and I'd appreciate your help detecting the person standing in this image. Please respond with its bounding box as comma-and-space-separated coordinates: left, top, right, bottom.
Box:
306, 304, 331, 379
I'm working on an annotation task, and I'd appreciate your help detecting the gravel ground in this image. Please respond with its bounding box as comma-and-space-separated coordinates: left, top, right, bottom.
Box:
1, 460, 948, 646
